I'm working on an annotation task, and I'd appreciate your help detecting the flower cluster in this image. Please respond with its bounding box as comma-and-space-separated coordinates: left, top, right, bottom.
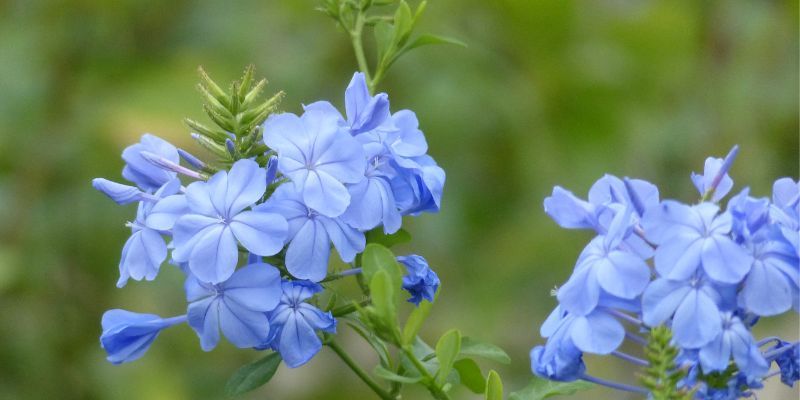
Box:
95, 72, 443, 367
531, 146, 799, 398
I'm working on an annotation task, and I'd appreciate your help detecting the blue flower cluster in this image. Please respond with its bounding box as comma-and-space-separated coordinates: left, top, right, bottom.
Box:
95, 73, 443, 367
531, 146, 799, 398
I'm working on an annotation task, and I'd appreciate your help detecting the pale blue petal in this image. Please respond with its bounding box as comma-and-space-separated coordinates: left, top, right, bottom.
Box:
390, 110, 428, 157
297, 304, 336, 332
314, 131, 366, 184
222, 263, 283, 312
557, 266, 600, 316
570, 312, 624, 354
263, 113, 311, 166
302, 170, 351, 217
740, 260, 793, 316
189, 225, 238, 284
117, 229, 166, 287
224, 159, 267, 215
701, 236, 752, 284
279, 312, 322, 368
642, 200, 699, 244
219, 299, 270, 348
699, 331, 732, 372
286, 219, 330, 282
184, 179, 218, 217
320, 217, 365, 263
596, 250, 650, 299
187, 297, 220, 351
642, 278, 691, 327
171, 215, 220, 262
655, 233, 702, 281
544, 187, 596, 230
146, 194, 188, 230
230, 211, 288, 256
672, 289, 722, 348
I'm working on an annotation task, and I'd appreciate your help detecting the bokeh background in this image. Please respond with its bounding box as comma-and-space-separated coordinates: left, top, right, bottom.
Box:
0, 0, 797, 399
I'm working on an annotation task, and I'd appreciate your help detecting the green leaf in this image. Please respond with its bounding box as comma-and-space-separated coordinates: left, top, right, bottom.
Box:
403, 33, 467, 53
374, 20, 394, 63
224, 352, 282, 397
435, 329, 462, 385
373, 365, 423, 384
485, 370, 503, 400
402, 294, 433, 345
392, 0, 413, 46
508, 377, 594, 400
454, 358, 485, 394
345, 320, 391, 368
459, 337, 511, 365
365, 227, 411, 249
361, 243, 402, 287
369, 270, 398, 330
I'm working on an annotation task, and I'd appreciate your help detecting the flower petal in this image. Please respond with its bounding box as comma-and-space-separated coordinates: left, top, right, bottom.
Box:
303, 170, 352, 217
219, 299, 270, 348
222, 263, 283, 312
117, 229, 166, 287
279, 312, 323, 368
701, 236, 752, 284
570, 312, 624, 354
285, 219, 330, 282
642, 278, 691, 327
187, 297, 221, 351
189, 225, 238, 284
224, 159, 267, 215
230, 211, 288, 256
672, 289, 722, 348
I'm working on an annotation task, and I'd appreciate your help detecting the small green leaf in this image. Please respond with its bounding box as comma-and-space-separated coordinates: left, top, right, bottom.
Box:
224, 352, 282, 397
435, 329, 462, 385
459, 337, 511, 365
374, 20, 394, 63
485, 370, 503, 400
392, 0, 413, 46
370, 270, 398, 331
402, 294, 433, 345
404, 34, 467, 53
361, 243, 402, 287
508, 377, 594, 400
374, 365, 423, 383
454, 358, 485, 394
365, 227, 412, 248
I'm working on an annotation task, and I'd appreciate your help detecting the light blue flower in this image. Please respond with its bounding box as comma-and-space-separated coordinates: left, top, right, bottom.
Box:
100, 309, 186, 364
642, 201, 752, 284
556, 207, 650, 316
398, 254, 440, 305
305, 72, 392, 136
92, 178, 151, 205
641, 275, 735, 348
117, 178, 185, 287
728, 188, 770, 242
698, 312, 768, 378
391, 154, 445, 216
692, 157, 734, 203
172, 159, 288, 284
738, 228, 799, 316
257, 184, 365, 282
186, 262, 282, 351
122, 134, 179, 191
266, 280, 336, 368
263, 109, 366, 217
770, 178, 799, 258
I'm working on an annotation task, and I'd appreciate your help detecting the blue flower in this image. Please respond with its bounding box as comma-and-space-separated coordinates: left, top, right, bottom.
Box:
641, 276, 735, 348
557, 207, 650, 316
266, 280, 336, 368
117, 178, 185, 287
539, 305, 625, 356
257, 184, 365, 282
100, 309, 186, 364
530, 344, 585, 382
398, 255, 440, 305
263, 109, 366, 217
305, 72, 391, 136
122, 134, 180, 191
172, 159, 288, 284
186, 262, 282, 351
642, 201, 752, 284
92, 178, 151, 205
391, 154, 445, 216
738, 228, 799, 316
770, 178, 799, 258
340, 144, 402, 233
692, 156, 735, 203
698, 313, 768, 378
769, 341, 799, 387
728, 188, 770, 242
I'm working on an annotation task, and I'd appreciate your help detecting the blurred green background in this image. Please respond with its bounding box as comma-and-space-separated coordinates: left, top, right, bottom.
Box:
0, 0, 797, 399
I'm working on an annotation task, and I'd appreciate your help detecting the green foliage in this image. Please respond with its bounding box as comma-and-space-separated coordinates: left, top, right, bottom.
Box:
485, 370, 503, 400
459, 336, 511, 365
223, 352, 282, 397
318, 0, 464, 92
508, 377, 593, 400
187, 65, 283, 165
641, 326, 694, 400
454, 358, 485, 394
365, 227, 412, 249
361, 243, 403, 285
434, 329, 461, 385
402, 291, 433, 345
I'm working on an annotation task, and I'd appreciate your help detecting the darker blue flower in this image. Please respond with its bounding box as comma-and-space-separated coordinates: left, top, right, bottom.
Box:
172, 159, 288, 284
186, 262, 283, 351
769, 341, 799, 387
698, 312, 769, 378
100, 309, 186, 364
262, 109, 366, 217
257, 184, 365, 282
122, 134, 180, 191
398, 254, 440, 305
266, 280, 336, 368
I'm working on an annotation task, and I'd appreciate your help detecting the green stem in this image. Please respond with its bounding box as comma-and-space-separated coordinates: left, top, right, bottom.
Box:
349, 11, 373, 89
401, 346, 452, 400
332, 299, 372, 317
327, 339, 395, 400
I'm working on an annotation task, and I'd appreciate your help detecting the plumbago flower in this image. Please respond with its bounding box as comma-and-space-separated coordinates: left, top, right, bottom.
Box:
531, 145, 800, 399
91, 54, 477, 399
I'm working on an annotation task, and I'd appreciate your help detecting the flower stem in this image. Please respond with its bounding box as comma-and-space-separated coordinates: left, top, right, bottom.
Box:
612, 350, 648, 367
321, 267, 363, 283
401, 346, 452, 400
326, 339, 395, 400
580, 373, 649, 394
349, 11, 373, 91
